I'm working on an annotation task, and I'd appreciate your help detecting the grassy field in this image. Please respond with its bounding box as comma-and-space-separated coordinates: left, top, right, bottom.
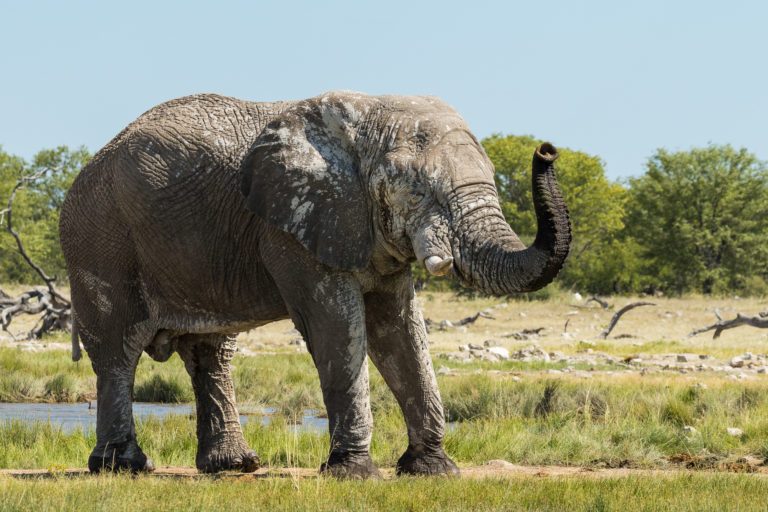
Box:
2, 472, 768, 511
1, 290, 767, 509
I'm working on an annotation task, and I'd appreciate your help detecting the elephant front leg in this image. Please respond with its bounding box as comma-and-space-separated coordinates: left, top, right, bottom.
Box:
314, 336, 379, 480
365, 270, 459, 476
89, 370, 155, 473
177, 334, 259, 473
291, 287, 379, 479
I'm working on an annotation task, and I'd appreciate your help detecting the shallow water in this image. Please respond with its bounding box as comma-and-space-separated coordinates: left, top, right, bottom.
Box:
0, 402, 328, 433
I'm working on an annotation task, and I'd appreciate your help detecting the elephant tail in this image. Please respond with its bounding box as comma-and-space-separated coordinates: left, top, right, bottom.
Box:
71, 312, 82, 362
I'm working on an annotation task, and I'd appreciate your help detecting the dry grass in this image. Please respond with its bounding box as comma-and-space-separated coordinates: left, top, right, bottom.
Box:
415, 292, 768, 359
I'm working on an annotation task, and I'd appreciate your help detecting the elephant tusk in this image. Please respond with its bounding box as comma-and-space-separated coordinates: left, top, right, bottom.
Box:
425, 255, 454, 276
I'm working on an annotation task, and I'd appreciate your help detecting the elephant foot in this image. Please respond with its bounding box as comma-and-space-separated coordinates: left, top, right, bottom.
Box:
88, 441, 155, 474
320, 451, 382, 480
396, 444, 459, 476
196, 436, 260, 474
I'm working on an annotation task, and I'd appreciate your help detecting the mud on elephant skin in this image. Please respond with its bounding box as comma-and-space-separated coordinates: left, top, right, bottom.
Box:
59, 91, 570, 477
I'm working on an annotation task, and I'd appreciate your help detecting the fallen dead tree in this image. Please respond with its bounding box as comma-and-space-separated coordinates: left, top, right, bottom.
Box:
0, 167, 73, 351
688, 310, 768, 339
599, 301, 655, 339
424, 310, 495, 332
504, 327, 546, 341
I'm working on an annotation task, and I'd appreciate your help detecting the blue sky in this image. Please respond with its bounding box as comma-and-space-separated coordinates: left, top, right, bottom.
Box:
1, 0, 766, 180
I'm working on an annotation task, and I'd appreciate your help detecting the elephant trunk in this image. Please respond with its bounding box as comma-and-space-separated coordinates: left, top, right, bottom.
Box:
448, 143, 571, 295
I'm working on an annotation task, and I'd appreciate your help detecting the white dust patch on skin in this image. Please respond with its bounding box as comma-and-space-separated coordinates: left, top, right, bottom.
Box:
291, 201, 315, 225
75, 269, 113, 315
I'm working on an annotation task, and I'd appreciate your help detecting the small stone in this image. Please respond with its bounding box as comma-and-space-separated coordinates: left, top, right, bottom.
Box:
511, 375, 521, 381
630, 358, 643, 365
458, 345, 469, 352
440, 320, 454, 328
677, 354, 689, 363
437, 365, 451, 375
519, 312, 527, 317
758, 367, 766, 374
484, 339, 501, 347
727, 427, 744, 437
682, 426, 697, 435
743, 352, 754, 360
731, 357, 745, 368
468, 343, 484, 350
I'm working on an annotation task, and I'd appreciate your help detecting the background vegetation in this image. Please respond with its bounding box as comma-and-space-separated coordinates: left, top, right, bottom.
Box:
2, 137, 767, 296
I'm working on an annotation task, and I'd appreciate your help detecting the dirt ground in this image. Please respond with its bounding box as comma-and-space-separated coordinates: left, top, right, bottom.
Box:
3, 458, 768, 480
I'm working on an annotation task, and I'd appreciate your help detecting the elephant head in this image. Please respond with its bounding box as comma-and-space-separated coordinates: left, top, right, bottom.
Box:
240, 91, 571, 294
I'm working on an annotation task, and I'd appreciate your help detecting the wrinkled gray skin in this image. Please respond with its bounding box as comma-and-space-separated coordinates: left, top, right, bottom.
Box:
59, 91, 571, 478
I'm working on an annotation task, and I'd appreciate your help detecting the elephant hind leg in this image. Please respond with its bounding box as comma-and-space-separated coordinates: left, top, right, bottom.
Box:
177, 334, 258, 473
85, 337, 154, 473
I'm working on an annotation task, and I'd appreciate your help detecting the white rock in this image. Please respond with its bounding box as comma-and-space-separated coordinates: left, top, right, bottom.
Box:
731, 357, 745, 368
573, 292, 583, 301
437, 365, 452, 375
485, 459, 514, 468
487, 347, 510, 360
682, 426, 697, 435
727, 427, 744, 437
458, 344, 469, 352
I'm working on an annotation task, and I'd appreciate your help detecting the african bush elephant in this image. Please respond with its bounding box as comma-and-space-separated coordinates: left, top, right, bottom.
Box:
59, 91, 571, 478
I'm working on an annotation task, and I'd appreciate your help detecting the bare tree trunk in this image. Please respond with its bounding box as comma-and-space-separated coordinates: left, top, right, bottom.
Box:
599, 302, 655, 339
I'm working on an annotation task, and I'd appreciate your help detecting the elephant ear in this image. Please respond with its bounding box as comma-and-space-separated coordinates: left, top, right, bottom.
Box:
240, 101, 373, 271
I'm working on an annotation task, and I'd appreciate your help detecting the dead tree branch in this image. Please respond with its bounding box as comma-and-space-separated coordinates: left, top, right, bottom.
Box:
0, 167, 72, 344
599, 301, 656, 339
586, 296, 611, 309
570, 295, 612, 310
688, 311, 768, 339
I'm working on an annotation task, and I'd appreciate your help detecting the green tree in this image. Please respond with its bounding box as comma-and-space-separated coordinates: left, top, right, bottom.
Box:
482, 134, 629, 293
0, 146, 91, 283
626, 144, 768, 295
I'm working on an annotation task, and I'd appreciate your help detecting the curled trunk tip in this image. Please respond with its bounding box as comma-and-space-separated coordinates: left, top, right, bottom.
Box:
535, 142, 558, 164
